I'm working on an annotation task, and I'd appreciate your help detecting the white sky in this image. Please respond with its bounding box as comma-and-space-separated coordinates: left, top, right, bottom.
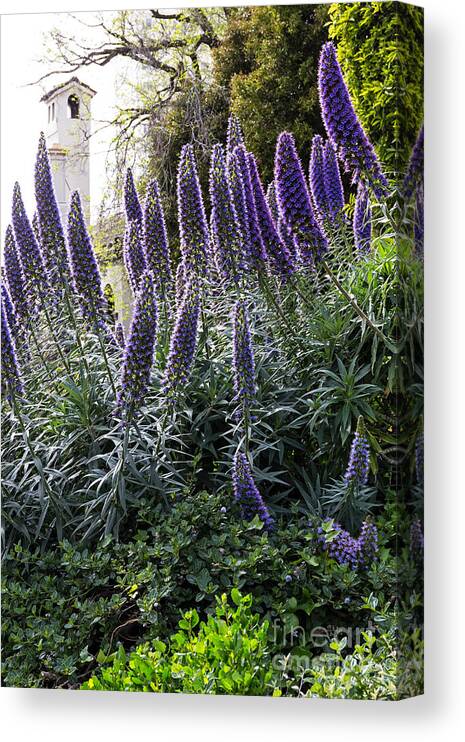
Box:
0, 11, 135, 235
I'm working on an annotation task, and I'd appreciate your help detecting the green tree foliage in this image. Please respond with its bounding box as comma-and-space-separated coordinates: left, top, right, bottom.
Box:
328, 1, 424, 171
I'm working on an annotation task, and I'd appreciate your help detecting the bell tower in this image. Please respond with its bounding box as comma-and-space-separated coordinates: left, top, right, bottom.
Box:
41, 77, 96, 224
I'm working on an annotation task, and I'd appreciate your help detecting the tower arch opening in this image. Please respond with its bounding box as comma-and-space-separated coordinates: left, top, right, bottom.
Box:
67, 94, 80, 119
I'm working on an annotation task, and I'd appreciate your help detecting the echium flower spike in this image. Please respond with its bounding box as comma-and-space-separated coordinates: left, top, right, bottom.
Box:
123, 168, 143, 226
277, 217, 298, 262
1, 299, 24, 401
318, 42, 388, 196
2, 284, 21, 349
32, 212, 41, 246
266, 181, 279, 223
226, 113, 245, 156
175, 260, 187, 308
177, 145, 209, 277
117, 270, 157, 413
403, 125, 424, 199
209, 144, 245, 283
124, 220, 147, 293
344, 416, 370, 486
12, 182, 49, 307
228, 151, 250, 258
274, 132, 328, 264
115, 322, 125, 349
317, 518, 378, 569
353, 181, 372, 254
3, 225, 28, 321
323, 139, 345, 224
309, 134, 328, 225
232, 300, 256, 417
67, 191, 107, 326
248, 152, 293, 279
233, 451, 274, 532
143, 178, 172, 293
231, 145, 267, 270
34, 132, 71, 286
163, 279, 200, 398
357, 518, 378, 566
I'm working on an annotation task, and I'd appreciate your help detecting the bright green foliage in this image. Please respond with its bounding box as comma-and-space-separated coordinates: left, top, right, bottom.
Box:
81, 591, 278, 694
328, 1, 424, 171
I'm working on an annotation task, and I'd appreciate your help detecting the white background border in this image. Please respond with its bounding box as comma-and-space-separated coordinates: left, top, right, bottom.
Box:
1, 1, 464, 739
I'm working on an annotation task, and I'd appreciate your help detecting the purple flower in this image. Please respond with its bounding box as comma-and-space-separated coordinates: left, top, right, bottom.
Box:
175, 260, 187, 308
226, 113, 245, 156
32, 212, 41, 247
403, 125, 424, 199
123, 168, 143, 226
353, 181, 372, 254
228, 150, 251, 259
34, 132, 71, 287
274, 131, 328, 264
414, 184, 424, 258
277, 217, 298, 263
358, 519, 378, 566
410, 518, 424, 558
232, 451, 274, 531
177, 145, 210, 277
309, 134, 328, 225
248, 152, 293, 279
143, 178, 172, 293
317, 518, 378, 569
117, 270, 157, 412
318, 42, 388, 196
124, 220, 147, 293
12, 182, 49, 307
67, 191, 107, 326
163, 279, 200, 398
231, 145, 267, 270
1, 284, 21, 350
3, 225, 28, 321
1, 298, 23, 400
209, 144, 246, 282
232, 300, 256, 417
345, 419, 370, 486
115, 322, 125, 349
323, 139, 345, 225
266, 181, 279, 223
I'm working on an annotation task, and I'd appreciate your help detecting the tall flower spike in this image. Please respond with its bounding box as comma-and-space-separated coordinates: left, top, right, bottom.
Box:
143, 178, 172, 293
115, 321, 125, 349
248, 153, 293, 279
357, 519, 378, 566
12, 182, 49, 307
1, 299, 23, 401
228, 150, 250, 258
233, 451, 274, 531
177, 144, 209, 277
1, 284, 21, 350
67, 191, 107, 326
117, 270, 157, 413
353, 181, 372, 254
123, 168, 143, 226
414, 184, 424, 259
124, 220, 147, 294
209, 143, 245, 283
277, 217, 298, 262
323, 139, 345, 224
403, 125, 424, 199
163, 279, 200, 398
3, 225, 28, 321
345, 417, 370, 486
275, 132, 328, 265
231, 145, 267, 270
309, 134, 328, 225
266, 181, 279, 223
232, 300, 256, 417
175, 260, 187, 308
226, 113, 245, 156
35, 132, 71, 286
318, 42, 388, 196
32, 212, 41, 246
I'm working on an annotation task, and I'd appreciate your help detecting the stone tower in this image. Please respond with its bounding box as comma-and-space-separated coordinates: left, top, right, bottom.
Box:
41, 77, 96, 224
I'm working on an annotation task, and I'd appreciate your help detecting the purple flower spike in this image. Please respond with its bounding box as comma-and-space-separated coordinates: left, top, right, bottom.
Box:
309, 134, 328, 225
226, 113, 245, 156
231, 145, 267, 270
403, 125, 424, 199
210, 143, 245, 283
124, 220, 147, 294
228, 151, 251, 260
67, 191, 107, 326
317, 518, 378, 569
12, 182, 49, 307
266, 181, 279, 223
1, 298, 23, 401
117, 270, 157, 413
123, 168, 143, 226
277, 217, 298, 262
2, 284, 21, 350
274, 132, 328, 265
232, 300, 256, 417
248, 152, 293, 279
115, 321, 125, 349
177, 145, 209, 277
3, 225, 28, 321
35, 132, 71, 287
358, 519, 378, 566
318, 42, 388, 197
143, 178, 172, 293
345, 418, 370, 486
353, 181, 372, 254
233, 451, 274, 532
163, 279, 200, 398
32, 212, 41, 247
323, 139, 345, 224
175, 260, 187, 308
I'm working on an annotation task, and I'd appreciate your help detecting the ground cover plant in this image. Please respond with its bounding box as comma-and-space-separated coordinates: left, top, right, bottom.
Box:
1, 8, 424, 699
